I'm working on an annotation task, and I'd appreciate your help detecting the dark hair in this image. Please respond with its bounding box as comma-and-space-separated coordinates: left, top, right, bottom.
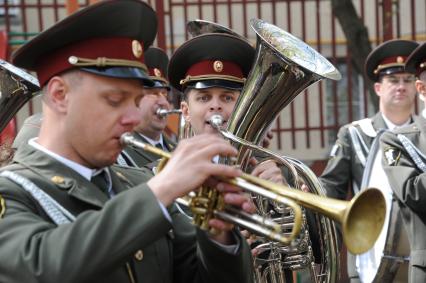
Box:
182, 87, 192, 101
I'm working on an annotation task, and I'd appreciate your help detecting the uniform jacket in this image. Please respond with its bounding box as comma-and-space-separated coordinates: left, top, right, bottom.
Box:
319, 113, 389, 280
319, 113, 388, 200
381, 115, 426, 283
0, 143, 253, 283
119, 132, 176, 167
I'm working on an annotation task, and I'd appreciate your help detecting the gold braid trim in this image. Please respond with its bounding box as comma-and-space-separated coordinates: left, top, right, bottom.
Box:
125, 262, 136, 283
68, 56, 148, 73
374, 62, 404, 74
0, 195, 5, 218
180, 74, 245, 85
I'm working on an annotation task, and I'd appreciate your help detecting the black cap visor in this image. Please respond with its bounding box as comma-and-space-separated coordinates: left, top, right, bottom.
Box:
143, 79, 171, 90
185, 79, 243, 91
377, 66, 407, 79
81, 66, 155, 87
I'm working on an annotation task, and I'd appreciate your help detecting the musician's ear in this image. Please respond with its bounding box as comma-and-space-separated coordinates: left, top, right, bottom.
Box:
180, 100, 190, 122
416, 79, 426, 98
45, 75, 69, 114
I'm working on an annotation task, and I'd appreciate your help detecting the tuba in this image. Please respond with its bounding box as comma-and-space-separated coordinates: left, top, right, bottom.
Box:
0, 59, 39, 165
187, 19, 247, 40
213, 19, 342, 283
0, 59, 39, 133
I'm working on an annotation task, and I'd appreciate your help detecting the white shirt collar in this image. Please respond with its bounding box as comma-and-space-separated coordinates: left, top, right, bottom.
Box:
381, 113, 411, 131
28, 138, 100, 181
139, 133, 164, 147
422, 109, 426, 119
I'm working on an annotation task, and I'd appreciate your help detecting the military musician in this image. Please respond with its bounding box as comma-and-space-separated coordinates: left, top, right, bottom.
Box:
319, 39, 418, 282
118, 47, 176, 167
381, 42, 426, 283
0, 1, 255, 282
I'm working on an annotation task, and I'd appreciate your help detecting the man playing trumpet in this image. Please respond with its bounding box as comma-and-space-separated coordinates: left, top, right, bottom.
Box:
118, 47, 176, 167
0, 1, 254, 282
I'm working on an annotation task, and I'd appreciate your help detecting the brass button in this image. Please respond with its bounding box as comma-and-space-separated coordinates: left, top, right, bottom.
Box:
134, 249, 144, 261
51, 175, 65, 184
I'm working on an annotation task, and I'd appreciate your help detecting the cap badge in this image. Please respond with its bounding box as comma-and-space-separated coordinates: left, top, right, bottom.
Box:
397, 56, 404, 64
213, 60, 224, 73
132, 40, 143, 59
154, 68, 162, 77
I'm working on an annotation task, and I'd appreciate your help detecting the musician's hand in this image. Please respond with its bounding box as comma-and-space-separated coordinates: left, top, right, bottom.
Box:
148, 134, 241, 206
239, 230, 262, 256
207, 181, 256, 245
301, 184, 310, 192
251, 159, 285, 184
261, 130, 274, 148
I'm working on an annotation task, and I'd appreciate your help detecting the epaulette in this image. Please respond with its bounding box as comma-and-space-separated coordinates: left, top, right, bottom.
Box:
393, 123, 420, 135
351, 118, 376, 137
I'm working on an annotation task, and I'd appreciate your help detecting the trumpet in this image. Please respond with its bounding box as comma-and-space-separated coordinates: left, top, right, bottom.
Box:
156, 108, 182, 118
121, 132, 302, 244
120, 132, 386, 254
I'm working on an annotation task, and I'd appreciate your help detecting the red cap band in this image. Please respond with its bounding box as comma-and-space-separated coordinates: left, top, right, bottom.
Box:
36, 37, 145, 86
377, 56, 407, 67
185, 60, 244, 80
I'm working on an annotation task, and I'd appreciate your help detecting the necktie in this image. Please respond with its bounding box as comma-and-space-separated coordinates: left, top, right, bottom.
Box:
92, 170, 112, 197
155, 143, 163, 150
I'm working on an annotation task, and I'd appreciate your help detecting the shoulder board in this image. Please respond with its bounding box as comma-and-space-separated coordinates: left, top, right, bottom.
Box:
351, 118, 376, 137
393, 124, 420, 135
111, 164, 153, 179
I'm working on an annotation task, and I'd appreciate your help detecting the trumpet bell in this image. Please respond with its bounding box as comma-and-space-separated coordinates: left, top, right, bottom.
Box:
344, 188, 386, 254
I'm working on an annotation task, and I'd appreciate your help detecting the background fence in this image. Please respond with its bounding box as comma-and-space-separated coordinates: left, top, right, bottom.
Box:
0, 0, 425, 172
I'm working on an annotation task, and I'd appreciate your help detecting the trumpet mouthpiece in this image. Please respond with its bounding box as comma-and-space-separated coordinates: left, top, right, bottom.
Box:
209, 114, 224, 129
119, 132, 133, 146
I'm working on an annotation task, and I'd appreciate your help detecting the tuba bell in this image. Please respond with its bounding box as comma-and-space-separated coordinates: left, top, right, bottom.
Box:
0, 59, 39, 133
216, 19, 342, 283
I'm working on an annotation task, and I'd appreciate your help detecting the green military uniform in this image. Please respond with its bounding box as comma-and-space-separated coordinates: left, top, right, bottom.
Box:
118, 132, 176, 167
381, 115, 426, 283
319, 39, 419, 282
319, 112, 388, 199
0, 1, 254, 282
380, 42, 426, 283
12, 112, 42, 150
319, 113, 388, 282
0, 143, 253, 283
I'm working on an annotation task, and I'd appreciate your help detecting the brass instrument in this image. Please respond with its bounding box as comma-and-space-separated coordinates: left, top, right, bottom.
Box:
0, 59, 40, 133
203, 18, 343, 283
120, 132, 386, 255
187, 19, 248, 40
184, 18, 384, 282
121, 132, 302, 244
156, 108, 182, 118
185, 19, 340, 282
